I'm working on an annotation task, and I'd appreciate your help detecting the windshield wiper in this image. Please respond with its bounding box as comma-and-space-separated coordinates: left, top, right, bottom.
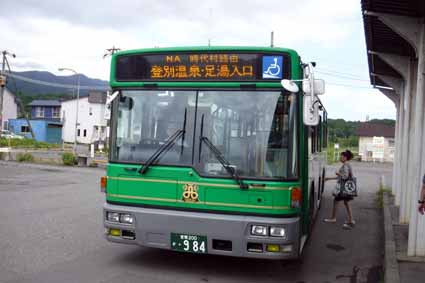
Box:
199, 136, 248, 190
138, 129, 184, 174
139, 108, 187, 174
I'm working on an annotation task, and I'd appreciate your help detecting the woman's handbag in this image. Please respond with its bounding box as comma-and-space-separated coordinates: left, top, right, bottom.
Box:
333, 176, 358, 197
341, 176, 358, 197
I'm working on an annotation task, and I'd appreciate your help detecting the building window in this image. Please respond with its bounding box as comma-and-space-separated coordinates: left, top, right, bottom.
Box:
35, 107, 44, 118
83, 129, 87, 137
21, 126, 30, 133
77, 129, 81, 137
52, 107, 60, 118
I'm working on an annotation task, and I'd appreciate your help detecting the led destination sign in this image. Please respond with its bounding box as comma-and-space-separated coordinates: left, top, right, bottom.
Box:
115, 52, 290, 82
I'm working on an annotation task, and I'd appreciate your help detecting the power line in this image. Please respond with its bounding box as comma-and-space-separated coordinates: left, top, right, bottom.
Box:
327, 82, 375, 89
4, 72, 109, 90
316, 67, 369, 80
316, 70, 371, 82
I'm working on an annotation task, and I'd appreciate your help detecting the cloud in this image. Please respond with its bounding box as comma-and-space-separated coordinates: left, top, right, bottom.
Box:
1, 0, 361, 80
321, 85, 396, 121
0, 0, 394, 120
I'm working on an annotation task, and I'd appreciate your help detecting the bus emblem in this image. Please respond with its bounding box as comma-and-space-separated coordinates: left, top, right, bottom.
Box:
182, 183, 199, 202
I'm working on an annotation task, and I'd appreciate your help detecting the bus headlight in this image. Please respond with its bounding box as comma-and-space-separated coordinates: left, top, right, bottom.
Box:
251, 225, 268, 236
106, 212, 120, 223
119, 214, 134, 224
270, 227, 286, 238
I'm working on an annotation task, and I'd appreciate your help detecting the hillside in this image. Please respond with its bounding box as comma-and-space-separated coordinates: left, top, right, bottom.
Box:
328, 118, 396, 147
5, 71, 108, 97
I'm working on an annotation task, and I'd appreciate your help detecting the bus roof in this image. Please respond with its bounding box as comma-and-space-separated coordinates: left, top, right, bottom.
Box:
113, 46, 300, 58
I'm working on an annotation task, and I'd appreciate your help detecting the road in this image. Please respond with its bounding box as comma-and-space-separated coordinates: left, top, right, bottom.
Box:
0, 161, 392, 283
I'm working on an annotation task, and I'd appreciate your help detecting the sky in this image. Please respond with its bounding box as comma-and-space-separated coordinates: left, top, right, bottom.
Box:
0, 0, 396, 120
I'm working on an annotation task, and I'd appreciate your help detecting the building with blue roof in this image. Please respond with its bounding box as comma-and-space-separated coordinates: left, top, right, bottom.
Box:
29, 100, 61, 121
7, 99, 63, 143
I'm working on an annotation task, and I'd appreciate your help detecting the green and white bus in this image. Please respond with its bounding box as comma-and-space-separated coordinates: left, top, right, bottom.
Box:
102, 46, 328, 260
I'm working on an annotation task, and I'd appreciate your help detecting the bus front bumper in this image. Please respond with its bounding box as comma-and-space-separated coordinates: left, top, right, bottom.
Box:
103, 203, 301, 260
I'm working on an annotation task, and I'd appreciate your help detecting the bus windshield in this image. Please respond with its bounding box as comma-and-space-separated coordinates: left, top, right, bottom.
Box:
111, 89, 298, 179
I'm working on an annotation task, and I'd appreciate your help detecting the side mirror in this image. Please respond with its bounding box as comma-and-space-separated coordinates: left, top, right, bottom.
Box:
281, 79, 299, 93
303, 96, 320, 126
104, 91, 119, 120
302, 79, 325, 95
120, 96, 134, 111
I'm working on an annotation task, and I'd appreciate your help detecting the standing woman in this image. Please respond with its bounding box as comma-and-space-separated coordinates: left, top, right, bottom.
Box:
324, 150, 356, 229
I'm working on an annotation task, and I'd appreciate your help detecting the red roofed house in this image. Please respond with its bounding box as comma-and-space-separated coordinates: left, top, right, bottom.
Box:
356, 123, 395, 162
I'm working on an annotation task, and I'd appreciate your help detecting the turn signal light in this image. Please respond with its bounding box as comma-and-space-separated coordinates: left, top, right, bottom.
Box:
291, 187, 302, 208
266, 244, 280, 252
109, 229, 121, 237
100, 176, 107, 192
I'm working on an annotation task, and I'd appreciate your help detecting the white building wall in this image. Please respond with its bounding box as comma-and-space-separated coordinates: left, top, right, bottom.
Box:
358, 136, 394, 163
1, 88, 18, 129
358, 136, 374, 161
61, 97, 107, 144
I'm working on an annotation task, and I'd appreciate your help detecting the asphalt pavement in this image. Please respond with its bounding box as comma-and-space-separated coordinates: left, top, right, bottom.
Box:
0, 161, 393, 283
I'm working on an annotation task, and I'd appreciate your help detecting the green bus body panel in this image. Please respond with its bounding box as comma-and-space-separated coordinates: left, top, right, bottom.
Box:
107, 46, 304, 217
106, 164, 300, 215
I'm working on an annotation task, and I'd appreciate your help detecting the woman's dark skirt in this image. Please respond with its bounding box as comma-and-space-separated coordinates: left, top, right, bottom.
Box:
334, 195, 354, 202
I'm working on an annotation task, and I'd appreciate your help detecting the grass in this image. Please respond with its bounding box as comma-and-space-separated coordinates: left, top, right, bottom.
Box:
0, 138, 60, 149
376, 183, 393, 208
16, 153, 35, 162
62, 152, 76, 166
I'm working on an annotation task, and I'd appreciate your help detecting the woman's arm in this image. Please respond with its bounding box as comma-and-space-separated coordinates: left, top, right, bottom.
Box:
418, 175, 425, 214
325, 176, 338, 181
419, 183, 425, 215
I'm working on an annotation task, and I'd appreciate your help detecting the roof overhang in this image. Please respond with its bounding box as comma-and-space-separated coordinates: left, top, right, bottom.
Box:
361, 0, 425, 89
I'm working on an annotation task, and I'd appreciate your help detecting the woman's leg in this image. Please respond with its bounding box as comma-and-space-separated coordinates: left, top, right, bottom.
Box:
331, 199, 339, 219
324, 199, 339, 222
343, 200, 354, 223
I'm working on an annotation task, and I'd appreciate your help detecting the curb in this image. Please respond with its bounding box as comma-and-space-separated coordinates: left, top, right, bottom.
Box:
383, 192, 401, 283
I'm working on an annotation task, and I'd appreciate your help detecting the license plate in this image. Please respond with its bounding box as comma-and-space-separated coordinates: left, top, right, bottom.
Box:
170, 233, 207, 253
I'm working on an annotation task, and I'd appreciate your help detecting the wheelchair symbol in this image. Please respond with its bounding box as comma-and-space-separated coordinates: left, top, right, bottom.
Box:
264, 58, 281, 76
262, 56, 282, 79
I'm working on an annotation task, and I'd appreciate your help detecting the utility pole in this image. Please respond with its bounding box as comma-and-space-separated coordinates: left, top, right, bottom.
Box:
1, 50, 16, 131
58, 68, 80, 153
0, 51, 7, 131
103, 46, 121, 58
270, 31, 274, 47
1, 51, 35, 138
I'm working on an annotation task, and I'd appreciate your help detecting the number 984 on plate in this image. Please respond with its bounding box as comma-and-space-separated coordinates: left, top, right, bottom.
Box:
171, 233, 207, 253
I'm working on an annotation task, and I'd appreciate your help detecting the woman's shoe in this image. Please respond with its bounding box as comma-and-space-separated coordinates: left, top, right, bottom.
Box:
342, 222, 355, 230
324, 218, 337, 223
